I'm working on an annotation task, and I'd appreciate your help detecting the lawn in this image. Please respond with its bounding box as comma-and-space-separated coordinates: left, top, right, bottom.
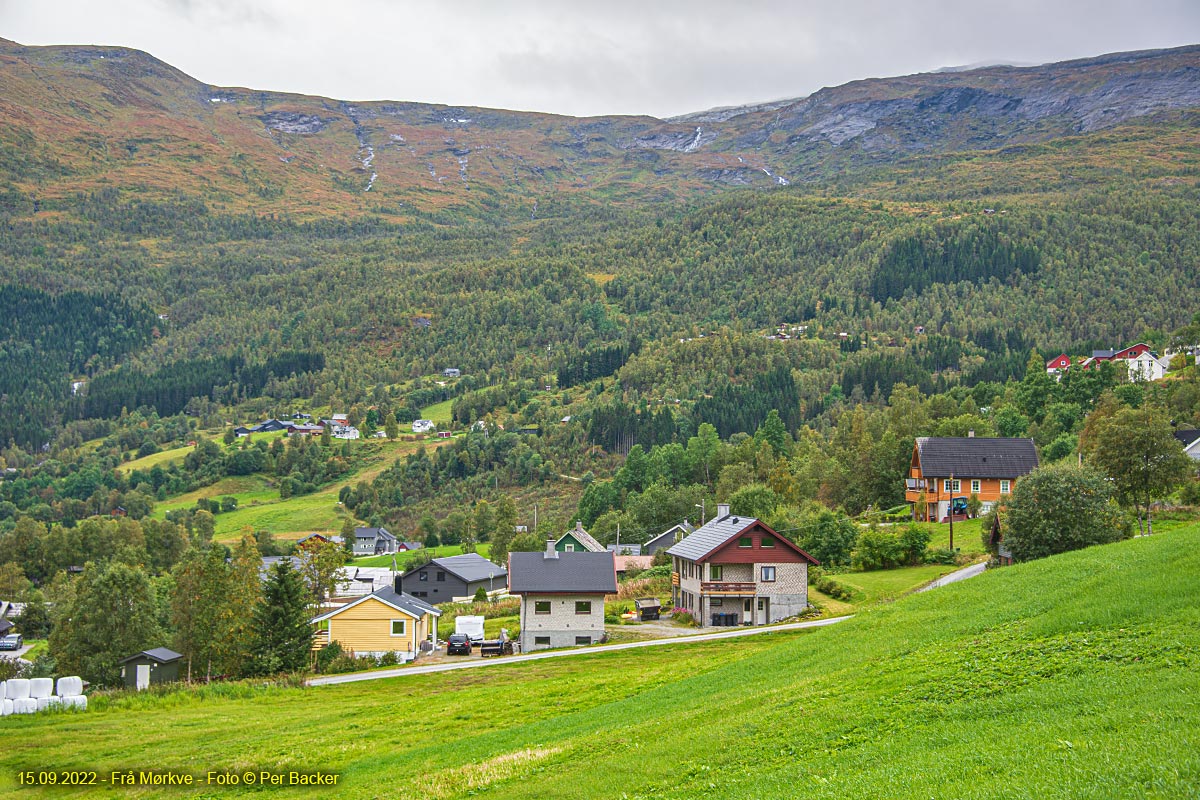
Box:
833, 562, 966, 603
420, 398, 455, 427
352, 543, 491, 568
3, 527, 1197, 798
117, 443, 195, 475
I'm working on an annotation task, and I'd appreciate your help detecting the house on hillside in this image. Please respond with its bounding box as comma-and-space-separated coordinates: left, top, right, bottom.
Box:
353, 527, 398, 556
311, 580, 440, 661
1046, 353, 1072, 378
296, 533, 340, 550
668, 505, 818, 627
555, 521, 605, 553
644, 521, 694, 555
1082, 343, 1169, 382
508, 546, 616, 651
905, 436, 1039, 522
1174, 429, 1200, 461
287, 423, 324, 437
251, 419, 289, 433
442, 368, 461, 378
412, 419, 436, 434
400, 552, 505, 601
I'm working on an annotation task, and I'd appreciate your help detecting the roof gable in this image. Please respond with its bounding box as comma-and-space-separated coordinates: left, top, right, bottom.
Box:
312, 586, 440, 623
914, 437, 1039, 479
555, 522, 604, 552
668, 515, 818, 564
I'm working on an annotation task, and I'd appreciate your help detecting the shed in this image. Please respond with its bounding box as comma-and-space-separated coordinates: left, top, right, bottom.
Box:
119, 647, 183, 690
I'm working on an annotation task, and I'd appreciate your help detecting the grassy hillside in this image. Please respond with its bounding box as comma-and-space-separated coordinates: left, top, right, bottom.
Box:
3, 527, 1196, 798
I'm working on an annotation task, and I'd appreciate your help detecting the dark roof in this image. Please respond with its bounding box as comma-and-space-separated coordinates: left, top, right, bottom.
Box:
508, 551, 617, 594
915, 437, 1039, 479
313, 585, 441, 622
1174, 429, 1200, 449
0, 618, 12, 634
417, 552, 506, 583
644, 522, 694, 549
120, 647, 183, 664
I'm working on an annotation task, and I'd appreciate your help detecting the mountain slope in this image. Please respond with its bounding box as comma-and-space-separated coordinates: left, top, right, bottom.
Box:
1, 39, 1197, 215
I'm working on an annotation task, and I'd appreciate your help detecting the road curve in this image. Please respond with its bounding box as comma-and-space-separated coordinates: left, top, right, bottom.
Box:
309, 615, 854, 686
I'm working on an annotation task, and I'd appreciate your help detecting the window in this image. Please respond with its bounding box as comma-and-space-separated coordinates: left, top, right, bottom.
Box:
757, 599, 765, 611
761, 566, 776, 582
971, 479, 981, 494
564, 543, 574, 552
1000, 480, 1011, 494
436, 571, 446, 582
738, 536, 753, 548
760, 536, 775, 548
418, 571, 428, 582
575, 601, 592, 615
534, 601, 551, 614
711, 598, 723, 607
535, 636, 550, 646
709, 564, 723, 581
943, 479, 961, 493
575, 636, 591, 646
390, 619, 406, 636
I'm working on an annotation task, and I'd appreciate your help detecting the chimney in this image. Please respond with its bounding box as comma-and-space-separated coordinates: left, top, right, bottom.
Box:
544, 539, 559, 559
716, 503, 730, 520
393, 574, 402, 595
968, 430, 975, 438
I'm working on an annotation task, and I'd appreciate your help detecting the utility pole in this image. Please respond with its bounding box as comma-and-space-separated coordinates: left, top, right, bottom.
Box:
695, 500, 705, 526
948, 472, 955, 552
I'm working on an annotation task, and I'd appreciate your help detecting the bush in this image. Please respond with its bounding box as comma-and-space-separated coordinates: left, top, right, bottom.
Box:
924, 547, 958, 565
1003, 461, 1130, 562
314, 641, 343, 672
473, 586, 488, 602
378, 651, 399, 667
671, 608, 700, 627
851, 525, 904, 571
898, 524, 932, 565
815, 576, 856, 602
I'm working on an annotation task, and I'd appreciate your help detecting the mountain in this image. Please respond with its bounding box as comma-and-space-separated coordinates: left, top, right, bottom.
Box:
1, 39, 1197, 215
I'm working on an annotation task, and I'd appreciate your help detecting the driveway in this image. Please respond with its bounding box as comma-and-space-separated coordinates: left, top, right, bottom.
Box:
309, 615, 853, 686
918, 561, 988, 591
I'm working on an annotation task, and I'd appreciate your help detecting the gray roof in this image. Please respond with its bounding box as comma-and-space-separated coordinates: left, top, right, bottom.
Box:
644, 522, 694, 549
915, 437, 1039, 479
508, 551, 617, 594
667, 514, 757, 561
369, 585, 441, 618
1174, 429, 1200, 449
556, 522, 605, 552
120, 647, 183, 664
417, 552, 506, 583
355, 526, 396, 542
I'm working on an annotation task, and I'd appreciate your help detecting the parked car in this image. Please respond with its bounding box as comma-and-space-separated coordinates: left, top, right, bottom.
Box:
446, 633, 472, 656
0, 633, 22, 651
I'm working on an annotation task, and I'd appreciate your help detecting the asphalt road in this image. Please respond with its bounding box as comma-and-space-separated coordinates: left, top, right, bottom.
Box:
918, 561, 988, 591
309, 615, 854, 686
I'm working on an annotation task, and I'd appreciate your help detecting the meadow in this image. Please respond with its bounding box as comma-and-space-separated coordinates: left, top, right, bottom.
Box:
2, 526, 1196, 798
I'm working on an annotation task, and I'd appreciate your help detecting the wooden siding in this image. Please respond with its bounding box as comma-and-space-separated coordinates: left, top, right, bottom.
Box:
325, 597, 428, 654
706, 524, 811, 564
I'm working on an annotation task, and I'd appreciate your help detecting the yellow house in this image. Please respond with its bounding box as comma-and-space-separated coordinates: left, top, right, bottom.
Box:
311, 585, 441, 661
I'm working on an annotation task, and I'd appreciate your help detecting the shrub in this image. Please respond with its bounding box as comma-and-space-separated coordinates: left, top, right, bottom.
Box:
815, 576, 856, 602
898, 524, 932, 565
1003, 461, 1130, 562
473, 586, 488, 602
924, 547, 958, 565
314, 641, 343, 672
851, 525, 903, 571
671, 609, 700, 627
378, 651, 399, 667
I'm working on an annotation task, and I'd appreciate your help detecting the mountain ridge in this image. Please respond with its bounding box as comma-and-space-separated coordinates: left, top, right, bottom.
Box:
1, 39, 1197, 215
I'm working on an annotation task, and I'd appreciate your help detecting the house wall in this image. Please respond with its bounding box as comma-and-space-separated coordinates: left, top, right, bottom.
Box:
326, 597, 425, 657
519, 593, 606, 651
406, 568, 469, 602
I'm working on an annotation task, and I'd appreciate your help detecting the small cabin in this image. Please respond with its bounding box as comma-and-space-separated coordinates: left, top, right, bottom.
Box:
119, 647, 184, 690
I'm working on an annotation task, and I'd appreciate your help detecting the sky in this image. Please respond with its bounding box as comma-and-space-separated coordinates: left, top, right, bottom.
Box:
3, 1, 1199, 118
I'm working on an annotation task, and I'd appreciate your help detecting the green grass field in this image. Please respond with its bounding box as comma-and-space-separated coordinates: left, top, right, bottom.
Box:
117, 443, 195, 475
352, 543, 491, 568
834, 562, 967, 603
419, 398, 455, 427
3, 527, 1197, 797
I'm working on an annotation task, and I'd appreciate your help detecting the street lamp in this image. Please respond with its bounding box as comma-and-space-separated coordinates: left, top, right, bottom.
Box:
695, 501, 706, 526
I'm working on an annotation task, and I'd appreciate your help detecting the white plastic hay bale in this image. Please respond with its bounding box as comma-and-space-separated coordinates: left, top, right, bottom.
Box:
6, 678, 30, 699
60, 694, 87, 711
0, 698, 12, 716
13, 698, 37, 714
0, 681, 5, 700
29, 677, 54, 698
37, 696, 61, 712
56, 676, 83, 697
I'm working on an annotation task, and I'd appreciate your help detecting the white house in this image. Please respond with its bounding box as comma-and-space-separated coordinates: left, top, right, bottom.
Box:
412, 419, 436, 434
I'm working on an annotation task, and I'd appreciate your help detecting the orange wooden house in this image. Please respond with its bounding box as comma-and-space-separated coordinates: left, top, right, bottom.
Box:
905, 436, 1038, 522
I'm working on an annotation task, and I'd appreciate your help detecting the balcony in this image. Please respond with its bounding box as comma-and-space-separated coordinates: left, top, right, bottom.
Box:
700, 581, 755, 595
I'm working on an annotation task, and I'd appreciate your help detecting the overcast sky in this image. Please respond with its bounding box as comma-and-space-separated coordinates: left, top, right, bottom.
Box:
3, 1, 1199, 117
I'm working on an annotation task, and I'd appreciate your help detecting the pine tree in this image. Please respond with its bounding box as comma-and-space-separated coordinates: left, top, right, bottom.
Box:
248, 560, 312, 676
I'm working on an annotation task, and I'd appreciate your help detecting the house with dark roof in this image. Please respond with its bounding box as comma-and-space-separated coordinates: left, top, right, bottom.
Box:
667, 505, 818, 628
508, 545, 616, 651
905, 436, 1039, 522
644, 522, 694, 555
400, 552, 506, 601
353, 526, 398, 556
554, 521, 605, 553
1174, 429, 1200, 461
311, 580, 440, 661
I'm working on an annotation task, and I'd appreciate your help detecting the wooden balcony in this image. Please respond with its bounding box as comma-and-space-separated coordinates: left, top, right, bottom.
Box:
700, 581, 755, 595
